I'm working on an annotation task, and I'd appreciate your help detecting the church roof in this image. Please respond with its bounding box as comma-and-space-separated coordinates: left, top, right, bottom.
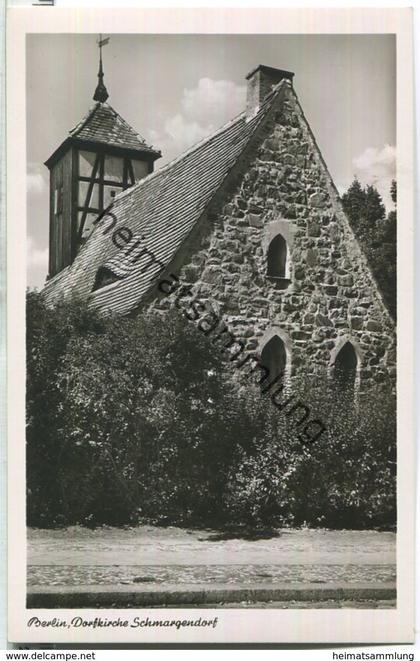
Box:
43, 80, 288, 314
44, 102, 161, 169
69, 102, 160, 155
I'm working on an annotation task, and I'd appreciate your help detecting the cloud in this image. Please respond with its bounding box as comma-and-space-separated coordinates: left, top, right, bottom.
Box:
27, 163, 47, 195
150, 78, 246, 164
27, 236, 48, 289
182, 78, 246, 128
353, 144, 396, 182
27, 236, 48, 268
352, 144, 396, 210
160, 114, 214, 155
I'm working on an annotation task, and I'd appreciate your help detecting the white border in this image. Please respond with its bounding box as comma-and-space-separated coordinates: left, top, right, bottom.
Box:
6, 6, 415, 644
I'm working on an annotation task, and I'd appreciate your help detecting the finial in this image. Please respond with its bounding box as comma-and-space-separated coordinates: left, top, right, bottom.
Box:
93, 34, 110, 103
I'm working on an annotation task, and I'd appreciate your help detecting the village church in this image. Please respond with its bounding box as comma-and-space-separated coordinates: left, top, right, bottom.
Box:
42, 44, 396, 390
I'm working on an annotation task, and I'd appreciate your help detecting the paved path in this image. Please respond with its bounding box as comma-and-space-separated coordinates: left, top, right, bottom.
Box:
27, 526, 396, 607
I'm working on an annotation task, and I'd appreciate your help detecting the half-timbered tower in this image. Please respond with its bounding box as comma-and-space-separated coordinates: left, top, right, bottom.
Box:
44, 43, 161, 278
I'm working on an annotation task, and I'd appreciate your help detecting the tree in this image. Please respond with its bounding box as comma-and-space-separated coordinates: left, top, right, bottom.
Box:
341, 179, 396, 319
372, 184, 396, 319
26, 293, 110, 526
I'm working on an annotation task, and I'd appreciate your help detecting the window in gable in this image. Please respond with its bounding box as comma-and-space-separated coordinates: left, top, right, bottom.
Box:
267, 233, 290, 288
333, 341, 358, 387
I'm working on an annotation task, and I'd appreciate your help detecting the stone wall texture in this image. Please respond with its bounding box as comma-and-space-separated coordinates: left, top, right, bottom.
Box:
152, 83, 396, 387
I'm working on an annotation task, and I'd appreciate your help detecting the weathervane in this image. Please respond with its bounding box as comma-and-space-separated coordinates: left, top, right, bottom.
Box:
93, 34, 110, 103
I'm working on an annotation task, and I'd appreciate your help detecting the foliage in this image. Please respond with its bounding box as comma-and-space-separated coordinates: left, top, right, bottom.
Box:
26, 293, 110, 526
341, 179, 396, 319
27, 294, 396, 530
224, 378, 396, 530
27, 295, 243, 526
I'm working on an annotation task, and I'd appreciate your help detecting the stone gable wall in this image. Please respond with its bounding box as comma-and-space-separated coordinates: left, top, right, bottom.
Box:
152, 84, 396, 386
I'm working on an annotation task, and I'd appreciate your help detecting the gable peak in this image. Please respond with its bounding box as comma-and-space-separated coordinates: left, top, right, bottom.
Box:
246, 64, 294, 117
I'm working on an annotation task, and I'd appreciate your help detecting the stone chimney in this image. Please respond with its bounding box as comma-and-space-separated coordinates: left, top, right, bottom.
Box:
246, 64, 294, 117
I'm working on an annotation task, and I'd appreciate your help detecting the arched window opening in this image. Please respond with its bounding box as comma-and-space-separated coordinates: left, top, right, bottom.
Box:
261, 335, 287, 382
333, 341, 357, 387
267, 234, 290, 286
267, 234, 288, 278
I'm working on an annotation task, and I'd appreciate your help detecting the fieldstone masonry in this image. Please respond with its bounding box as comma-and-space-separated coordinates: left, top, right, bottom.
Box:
153, 80, 396, 387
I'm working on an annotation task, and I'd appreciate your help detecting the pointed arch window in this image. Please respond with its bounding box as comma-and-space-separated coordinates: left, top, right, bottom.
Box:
260, 335, 287, 382
267, 233, 290, 288
333, 341, 358, 387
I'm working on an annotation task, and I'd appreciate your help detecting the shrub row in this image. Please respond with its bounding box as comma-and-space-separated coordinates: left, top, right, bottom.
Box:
26, 293, 396, 530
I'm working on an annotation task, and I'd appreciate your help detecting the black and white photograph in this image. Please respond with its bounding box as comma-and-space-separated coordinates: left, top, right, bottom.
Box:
6, 6, 415, 646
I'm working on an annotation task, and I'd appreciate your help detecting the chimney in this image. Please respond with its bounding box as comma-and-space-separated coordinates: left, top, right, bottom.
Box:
246, 64, 294, 117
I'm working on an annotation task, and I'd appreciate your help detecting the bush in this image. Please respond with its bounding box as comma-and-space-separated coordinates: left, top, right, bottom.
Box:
26, 294, 244, 526
26, 293, 396, 530
26, 293, 111, 526
223, 379, 396, 529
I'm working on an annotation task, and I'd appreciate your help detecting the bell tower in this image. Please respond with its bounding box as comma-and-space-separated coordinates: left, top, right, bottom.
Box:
45, 36, 161, 279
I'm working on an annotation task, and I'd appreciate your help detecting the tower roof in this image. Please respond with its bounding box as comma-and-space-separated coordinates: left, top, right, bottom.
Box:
69, 102, 160, 154
44, 102, 161, 169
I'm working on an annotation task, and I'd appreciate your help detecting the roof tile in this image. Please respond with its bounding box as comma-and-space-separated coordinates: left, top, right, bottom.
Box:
70, 102, 160, 155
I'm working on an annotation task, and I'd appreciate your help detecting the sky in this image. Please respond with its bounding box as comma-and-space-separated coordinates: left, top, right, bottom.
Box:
26, 34, 396, 289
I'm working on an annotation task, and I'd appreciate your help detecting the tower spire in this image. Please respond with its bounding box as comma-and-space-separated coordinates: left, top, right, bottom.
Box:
93, 34, 110, 103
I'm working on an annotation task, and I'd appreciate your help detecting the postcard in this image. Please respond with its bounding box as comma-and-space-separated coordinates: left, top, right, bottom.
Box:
6, 6, 414, 644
